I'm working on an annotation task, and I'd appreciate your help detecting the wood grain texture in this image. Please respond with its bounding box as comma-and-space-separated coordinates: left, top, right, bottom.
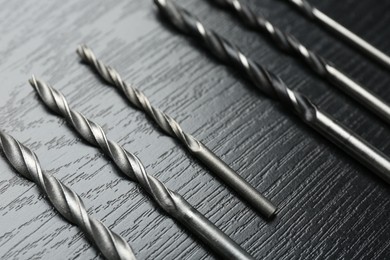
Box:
0, 0, 389, 259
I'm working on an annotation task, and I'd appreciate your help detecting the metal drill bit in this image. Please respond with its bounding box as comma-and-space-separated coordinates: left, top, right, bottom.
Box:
0, 131, 136, 260
209, 0, 390, 126
286, 0, 390, 70
76, 45, 276, 219
29, 76, 255, 260
154, 0, 390, 184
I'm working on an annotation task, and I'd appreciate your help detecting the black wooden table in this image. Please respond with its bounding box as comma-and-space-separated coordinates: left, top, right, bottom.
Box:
0, 0, 389, 259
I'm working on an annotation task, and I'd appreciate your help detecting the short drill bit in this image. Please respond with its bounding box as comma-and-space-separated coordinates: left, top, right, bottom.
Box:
209, 0, 390, 125
286, 0, 390, 70
76, 45, 276, 219
155, 0, 390, 184
29, 76, 255, 260
0, 131, 136, 260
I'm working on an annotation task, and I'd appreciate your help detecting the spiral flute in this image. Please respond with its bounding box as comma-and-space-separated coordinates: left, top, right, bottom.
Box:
29, 76, 255, 260
155, 0, 390, 184
0, 131, 136, 260
76, 45, 276, 218
286, 0, 390, 70
210, 0, 390, 125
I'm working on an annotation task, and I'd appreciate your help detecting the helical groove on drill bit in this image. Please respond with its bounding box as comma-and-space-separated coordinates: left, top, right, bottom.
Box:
29, 76, 256, 260
211, 0, 328, 76
155, 0, 317, 124
77, 45, 201, 153
0, 131, 136, 260
76, 45, 277, 218
155, 0, 390, 184
209, 0, 390, 125
29, 76, 180, 215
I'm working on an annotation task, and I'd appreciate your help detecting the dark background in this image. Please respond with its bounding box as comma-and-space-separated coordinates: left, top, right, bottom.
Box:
0, 0, 389, 259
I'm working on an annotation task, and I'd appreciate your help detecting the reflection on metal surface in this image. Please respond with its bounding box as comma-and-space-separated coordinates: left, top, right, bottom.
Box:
211, 0, 390, 125
0, 131, 137, 260
30, 76, 255, 260
155, 0, 390, 184
288, 0, 390, 70
76, 44, 276, 219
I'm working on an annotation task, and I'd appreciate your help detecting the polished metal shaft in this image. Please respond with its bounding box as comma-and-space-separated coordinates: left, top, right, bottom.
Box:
76, 44, 276, 219
29, 76, 255, 260
155, 0, 390, 184
0, 131, 136, 260
287, 0, 390, 70
210, 0, 390, 125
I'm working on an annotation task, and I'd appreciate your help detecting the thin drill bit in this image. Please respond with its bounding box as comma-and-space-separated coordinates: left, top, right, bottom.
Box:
29, 76, 255, 260
76, 45, 276, 219
286, 0, 390, 70
209, 0, 390, 126
0, 131, 136, 260
154, 0, 390, 184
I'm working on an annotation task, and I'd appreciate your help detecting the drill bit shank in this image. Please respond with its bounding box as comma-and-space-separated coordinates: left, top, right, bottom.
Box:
154, 0, 390, 184
29, 77, 255, 260
287, 0, 390, 70
0, 131, 136, 260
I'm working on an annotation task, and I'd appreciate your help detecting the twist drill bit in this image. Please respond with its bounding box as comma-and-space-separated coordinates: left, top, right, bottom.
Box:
286, 0, 390, 70
0, 131, 136, 260
209, 0, 390, 126
154, 0, 390, 184
76, 45, 276, 219
29, 76, 255, 260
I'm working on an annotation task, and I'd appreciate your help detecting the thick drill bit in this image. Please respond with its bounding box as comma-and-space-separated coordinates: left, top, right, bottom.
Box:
0, 131, 136, 260
209, 0, 390, 126
154, 0, 390, 184
29, 76, 255, 260
286, 0, 390, 70
76, 45, 276, 219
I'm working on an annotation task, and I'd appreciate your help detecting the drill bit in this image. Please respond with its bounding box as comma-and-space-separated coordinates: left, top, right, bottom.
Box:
209, 0, 390, 126
76, 45, 276, 219
286, 0, 390, 70
0, 131, 136, 260
29, 76, 255, 260
154, 0, 390, 184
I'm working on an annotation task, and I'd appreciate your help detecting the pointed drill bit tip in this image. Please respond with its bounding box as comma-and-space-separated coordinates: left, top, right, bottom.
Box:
29, 75, 47, 89
77, 44, 90, 59
29, 76, 45, 96
29, 75, 37, 87
29, 75, 47, 93
77, 44, 87, 56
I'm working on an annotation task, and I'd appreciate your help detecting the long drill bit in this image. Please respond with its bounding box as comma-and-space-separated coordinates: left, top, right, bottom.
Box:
0, 131, 136, 260
76, 45, 276, 219
286, 0, 390, 70
209, 0, 390, 126
29, 76, 255, 260
154, 0, 390, 184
